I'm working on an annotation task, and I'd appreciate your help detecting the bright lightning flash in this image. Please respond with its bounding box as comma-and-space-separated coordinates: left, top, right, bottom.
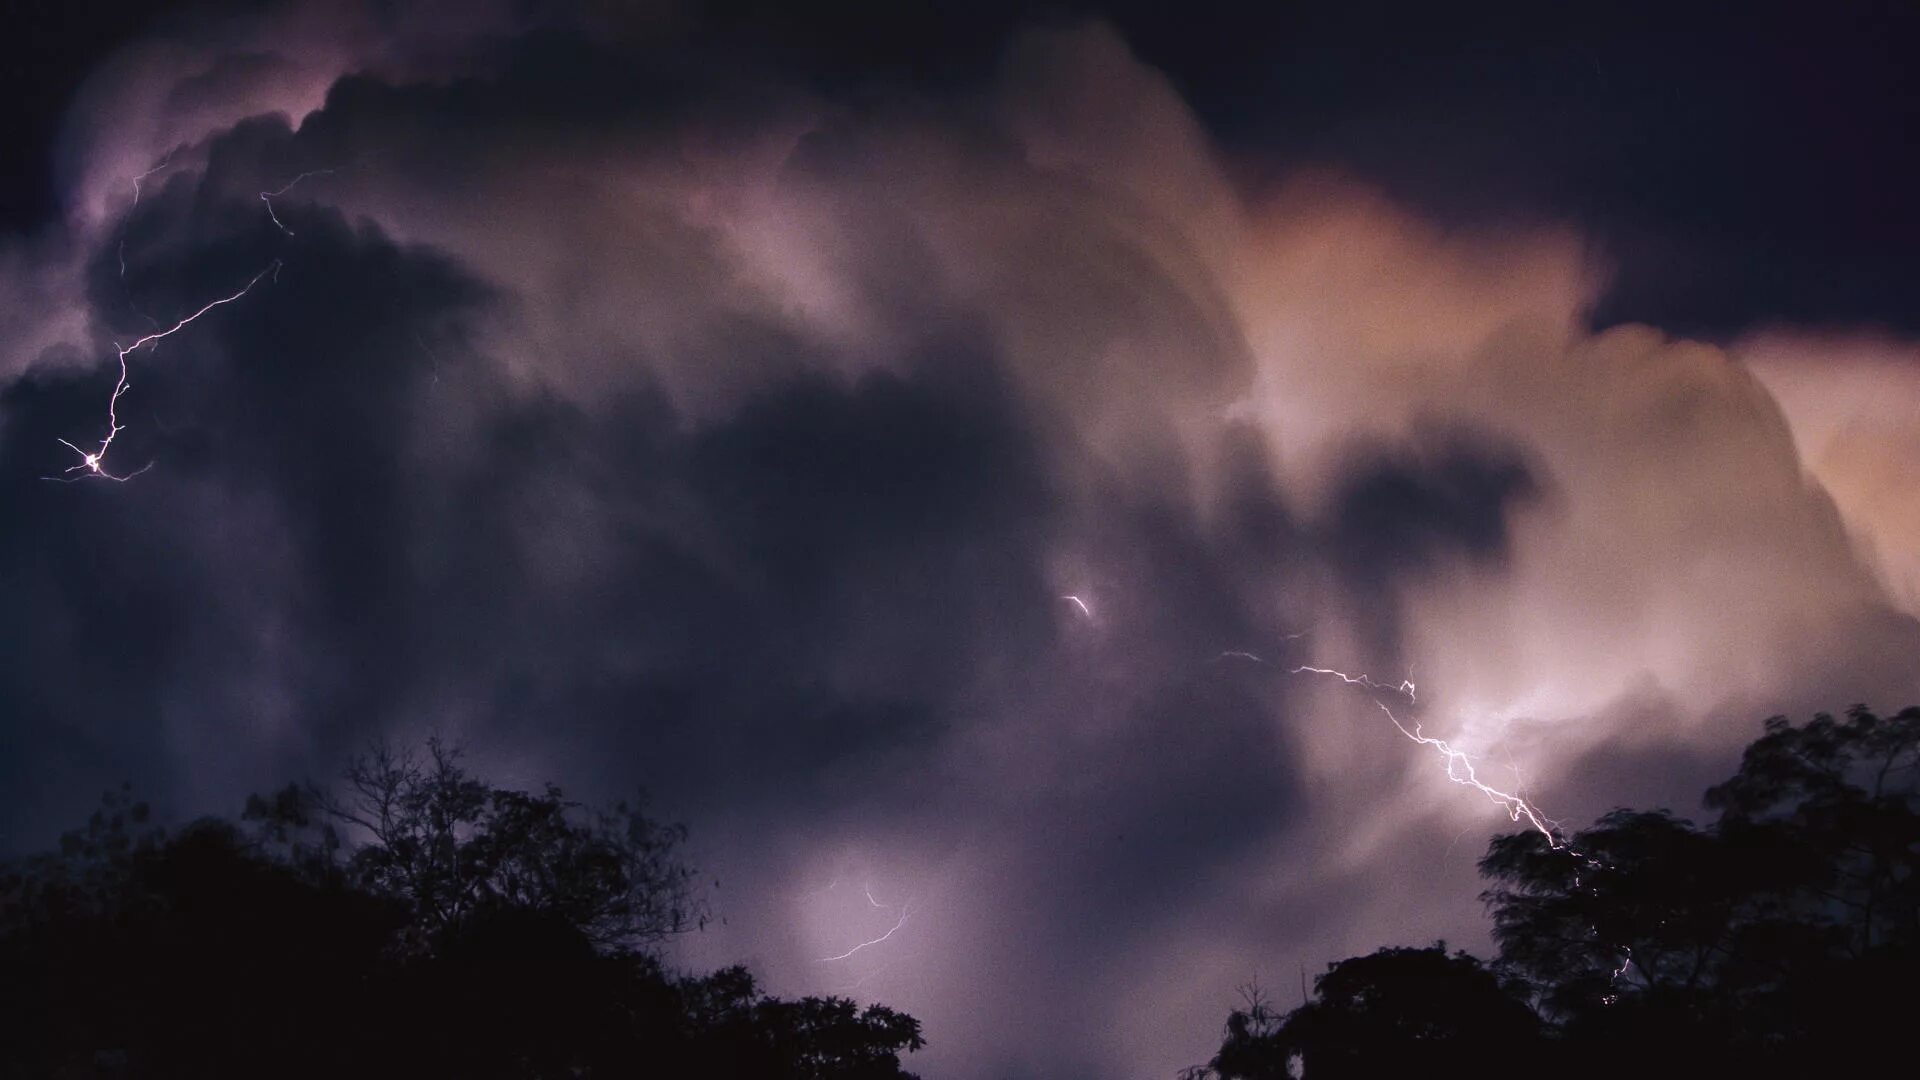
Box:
48, 261, 280, 482
819, 884, 912, 963
1291, 662, 1635, 990
1289, 665, 1564, 846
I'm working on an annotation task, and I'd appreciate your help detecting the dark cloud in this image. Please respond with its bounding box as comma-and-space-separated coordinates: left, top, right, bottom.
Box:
19, 1, 1916, 332
1, 64, 1148, 847
1318, 425, 1541, 664
1322, 427, 1538, 580
2, 6, 1917, 1078
1143, 0, 1920, 337
0, 175, 485, 837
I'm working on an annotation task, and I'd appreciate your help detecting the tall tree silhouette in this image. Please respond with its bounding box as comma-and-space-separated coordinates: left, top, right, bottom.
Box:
1705, 704, 1920, 957
1193, 705, 1920, 1079
249, 737, 704, 952
1197, 946, 1542, 1079
2, 744, 924, 1079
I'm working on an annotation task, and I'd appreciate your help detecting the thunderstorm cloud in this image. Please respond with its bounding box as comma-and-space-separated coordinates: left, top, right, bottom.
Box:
2, 4, 1916, 1077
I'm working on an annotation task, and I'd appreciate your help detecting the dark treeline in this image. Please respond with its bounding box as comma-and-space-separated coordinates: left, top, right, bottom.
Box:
1189, 705, 1920, 1079
0, 740, 922, 1079
7, 709, 1915, 1078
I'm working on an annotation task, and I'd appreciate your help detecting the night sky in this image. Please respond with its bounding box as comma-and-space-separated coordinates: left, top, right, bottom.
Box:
4, 2, 1918, 1076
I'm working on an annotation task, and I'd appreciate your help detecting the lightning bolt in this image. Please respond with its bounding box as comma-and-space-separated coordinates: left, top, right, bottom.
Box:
1061, 594, 1092, 618
820, 904, 910, 962
1288, 664, 1565, 845
1290, 665, 1417, 704
1213, 650, 1265, 663
129, 151, 175, 206
819, 884, 912, 962
259, 170, 336, 237
47, 260, 281, 482
1290, 662, 1635, 992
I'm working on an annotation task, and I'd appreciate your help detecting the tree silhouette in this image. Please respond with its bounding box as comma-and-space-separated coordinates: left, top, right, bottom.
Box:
1479, 705, 1919, 1068
1196, 946, 1542, 1079
1705, 704, 1920, 957
1193, 705, 1920, 1079
247, 737, 704, 953
1, 743, 924, 1079
1479, 808, 1767, 1013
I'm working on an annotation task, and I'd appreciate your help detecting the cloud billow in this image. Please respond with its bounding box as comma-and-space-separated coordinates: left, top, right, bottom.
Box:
0, 6, 1916, 1078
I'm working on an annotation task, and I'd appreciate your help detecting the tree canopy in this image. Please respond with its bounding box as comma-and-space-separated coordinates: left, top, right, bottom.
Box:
246, 738, 705, 953
1194, 704, 1920, 1079
1201, 946, 1543, 1080
0, 742, 925, 1079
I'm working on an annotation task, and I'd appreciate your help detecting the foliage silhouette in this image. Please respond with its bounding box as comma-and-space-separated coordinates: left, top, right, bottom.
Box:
247, 737, 704, 953
1, 744, 924, 1079
1191, 705, 1920, 1079
1198, 946, 1542, 1079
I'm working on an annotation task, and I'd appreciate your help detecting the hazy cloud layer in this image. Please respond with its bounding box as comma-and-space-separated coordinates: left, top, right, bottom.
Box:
2, 5, 1916, 1077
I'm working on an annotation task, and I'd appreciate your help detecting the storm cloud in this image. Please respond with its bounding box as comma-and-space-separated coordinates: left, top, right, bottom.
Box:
3, 4, 1916, 1077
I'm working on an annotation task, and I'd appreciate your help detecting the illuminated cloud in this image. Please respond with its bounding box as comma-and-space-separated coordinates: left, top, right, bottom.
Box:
1, 5, 1915, 1078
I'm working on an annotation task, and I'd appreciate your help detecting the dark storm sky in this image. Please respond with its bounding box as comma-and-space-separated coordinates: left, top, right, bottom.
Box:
8, 1, 1918, 334
3, 3, 1917, 1077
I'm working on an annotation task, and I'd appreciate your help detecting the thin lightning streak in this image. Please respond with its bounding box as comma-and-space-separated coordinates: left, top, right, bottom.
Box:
1211, 631, 1311, 666
129, 151, 174, 206
1439, 821, 1479, 864
1290, 665, 1417, 703
837, 955, 900, 993
1290, 662, 1635, 993
109, 262, 280, 376
414, 331, 442, 387
1289, 665, 1566, 843
816, 881, 913, 964
1061, 594, 1092, 617
122, 153, 180, 300
1499, 743, 1534, 803
819, 901, 911, 962
47, 261, 281, 482
44, 353, 151, 483
259, 170, 336, 237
